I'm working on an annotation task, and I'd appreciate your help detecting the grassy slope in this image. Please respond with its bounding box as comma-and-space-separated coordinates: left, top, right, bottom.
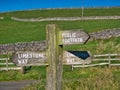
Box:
0, 8, 120, 18
0, 19, 120, 44
1, 66, 120, 90
0, 7, 120, 44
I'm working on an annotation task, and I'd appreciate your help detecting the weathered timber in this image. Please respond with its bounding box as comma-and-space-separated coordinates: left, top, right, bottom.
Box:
12, 51, 48, 66
46, 24, 63, 90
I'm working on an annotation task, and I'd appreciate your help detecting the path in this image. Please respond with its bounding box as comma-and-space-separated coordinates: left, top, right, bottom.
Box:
0, 80, 38, 90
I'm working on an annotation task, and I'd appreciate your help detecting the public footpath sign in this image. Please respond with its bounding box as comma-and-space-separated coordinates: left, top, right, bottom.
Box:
59, 30, 90, 45
12, 51, 48, 66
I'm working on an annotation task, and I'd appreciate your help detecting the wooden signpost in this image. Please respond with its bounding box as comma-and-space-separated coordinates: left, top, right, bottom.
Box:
11, 24, 90, 90
45, 25, 90, 90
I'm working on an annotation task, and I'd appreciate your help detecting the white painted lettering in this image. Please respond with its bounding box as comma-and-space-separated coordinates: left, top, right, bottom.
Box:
62, 32, 76, 38
18, 59, 28, 65
62, 38, 83, 44
17, 53, 45, 59
66, 59, 75, 63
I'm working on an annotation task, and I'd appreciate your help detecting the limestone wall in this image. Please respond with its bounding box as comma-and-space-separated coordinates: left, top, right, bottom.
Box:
0, 28, 120, 54
11, 16, 120, 22
0, 41, 47, 54
90, 28, 120, 40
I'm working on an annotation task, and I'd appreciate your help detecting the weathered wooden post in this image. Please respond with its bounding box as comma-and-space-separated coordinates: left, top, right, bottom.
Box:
6, 58, 8, 71
21, 66, 25, 74
46, 24, 63, 90
108, 53, 111, 67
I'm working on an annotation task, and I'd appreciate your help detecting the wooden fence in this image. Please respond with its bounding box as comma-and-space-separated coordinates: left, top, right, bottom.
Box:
0, 58, 22, 71
72, 53, 120, 70
1, 53, 120, 71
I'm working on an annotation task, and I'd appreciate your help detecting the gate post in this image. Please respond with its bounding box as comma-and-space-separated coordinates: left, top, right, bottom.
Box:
46, 24, 63, 90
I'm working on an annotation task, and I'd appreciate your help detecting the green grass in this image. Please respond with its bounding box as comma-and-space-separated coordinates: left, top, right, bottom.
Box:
0, 19, 47, 44
1, 66, 120, 90
0, 66, 46, 81
21, 66, 120, 90
63, 68, 120, 90
62, 67, 120, 90
0, 19, 120, 44
0, 8, 119, 44
0, 8, 120, 18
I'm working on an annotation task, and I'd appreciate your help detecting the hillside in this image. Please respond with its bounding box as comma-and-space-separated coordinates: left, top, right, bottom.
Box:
0, 7, 120, 54
0, 7, 120, 18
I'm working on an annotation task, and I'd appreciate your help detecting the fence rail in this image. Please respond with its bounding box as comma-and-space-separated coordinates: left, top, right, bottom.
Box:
0, 58, 22, 71
1, 53, 120, 71
72, 53, 120, 70
94, 54, 120, 57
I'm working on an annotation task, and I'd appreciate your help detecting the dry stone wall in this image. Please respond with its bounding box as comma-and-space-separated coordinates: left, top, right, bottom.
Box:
0, 41, 47, 54
11, 16, 120, 22
90, 28, 120, 40
0, 28, 120, 54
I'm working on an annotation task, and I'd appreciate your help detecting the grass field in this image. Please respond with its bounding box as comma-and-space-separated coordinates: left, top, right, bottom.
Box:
0, 19, 120, 44
1, 66, 120, 90
0, 7, 120, 44
0, 8, 120, 18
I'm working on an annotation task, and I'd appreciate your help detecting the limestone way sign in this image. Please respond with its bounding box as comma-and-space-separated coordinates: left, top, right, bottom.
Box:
63, 51, 92, 65
12, 51, 48, 66
59, 30, 90, 45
